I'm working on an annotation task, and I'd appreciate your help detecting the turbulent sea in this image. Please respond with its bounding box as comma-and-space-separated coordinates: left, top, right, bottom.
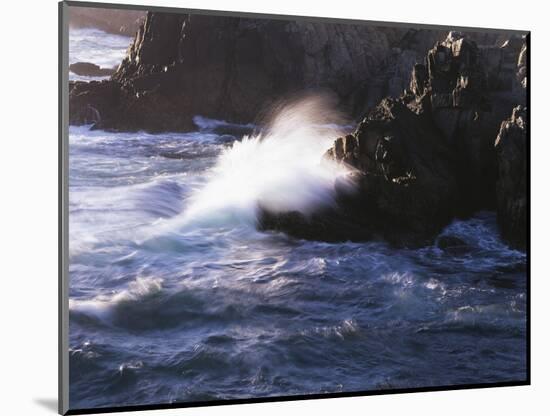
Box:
69, 28, 131, 81
68, 29, 527, 410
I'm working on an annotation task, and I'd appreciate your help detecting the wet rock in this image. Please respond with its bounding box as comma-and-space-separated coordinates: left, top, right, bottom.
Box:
68, 11, 518, 134
69, 62, 116, 77
495, 105, 527, 249
258, 209, 376, 243
264, 32, 528, 247
418, 32, 528, 215
264, 98, 459, 246
69, 12, 446, 132
69, 80, 119, 127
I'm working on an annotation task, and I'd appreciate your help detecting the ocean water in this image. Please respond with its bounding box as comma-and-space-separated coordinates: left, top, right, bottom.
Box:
67, 29, 527, 411
69, 28, 132, 81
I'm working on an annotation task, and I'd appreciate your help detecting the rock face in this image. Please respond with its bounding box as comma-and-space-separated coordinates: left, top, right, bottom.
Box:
261, 97, 459, 246
262, 32, 528, 248
68, 12, 512, 133
69, 62, 116, 77
69, 12, 454, 131
333, 98, 459, 244
495, 106, 527, 249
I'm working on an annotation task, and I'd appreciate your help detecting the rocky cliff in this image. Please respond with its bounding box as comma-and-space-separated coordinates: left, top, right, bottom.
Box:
70, 12, 504, 132
495, 105, 527, 249
262, 31, 528, 248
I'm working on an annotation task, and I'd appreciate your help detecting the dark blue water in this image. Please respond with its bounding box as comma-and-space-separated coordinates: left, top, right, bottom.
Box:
68, 125, 527, 410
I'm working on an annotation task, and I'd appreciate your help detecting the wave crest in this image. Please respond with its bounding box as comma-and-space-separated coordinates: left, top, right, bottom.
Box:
178, 95, 355, 229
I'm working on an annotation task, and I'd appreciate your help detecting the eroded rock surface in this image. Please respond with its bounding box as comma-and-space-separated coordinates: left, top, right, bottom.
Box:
495, 105, 527, 249
263, 32, 528, 247
70, 12, 475, 132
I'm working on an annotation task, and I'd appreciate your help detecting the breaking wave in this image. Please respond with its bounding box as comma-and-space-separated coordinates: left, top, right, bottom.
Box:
149, 96, 355, 235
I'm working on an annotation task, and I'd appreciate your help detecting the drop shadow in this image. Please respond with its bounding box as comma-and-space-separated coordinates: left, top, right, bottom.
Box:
34, 398, 58, 413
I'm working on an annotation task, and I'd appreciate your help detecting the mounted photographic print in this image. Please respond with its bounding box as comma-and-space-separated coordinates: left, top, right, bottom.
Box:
59, 1, 530, 414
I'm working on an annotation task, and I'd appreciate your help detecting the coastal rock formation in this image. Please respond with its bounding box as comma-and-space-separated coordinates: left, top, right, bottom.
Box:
495, 106, 527, 249
69, 62, 116, 77
262, 32, 528, 248
66, 11, 528, 248
261, 97, 459, 246
68, 12, 512, 133
69, 12, 451, 131
69, 81, 119, 126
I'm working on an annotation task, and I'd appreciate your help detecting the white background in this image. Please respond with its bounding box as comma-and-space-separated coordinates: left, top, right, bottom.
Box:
1, 0, 547, 414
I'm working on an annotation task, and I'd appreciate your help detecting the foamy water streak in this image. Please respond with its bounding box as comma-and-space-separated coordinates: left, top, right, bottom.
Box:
173, 96, 354, 230
69, 277, 164, 322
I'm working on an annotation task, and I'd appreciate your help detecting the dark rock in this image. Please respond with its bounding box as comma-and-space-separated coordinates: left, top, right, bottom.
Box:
69, 80, 120, 126
68, 11, 515, 133
69, 12, 449, 132
425, 32, 528, 214
69, 62, 116, 77
336, 98, 459, 244
263, 32, 527, 247
259, 208, 378, 243
495, 105, 527, 249
358, 29, 507, 111
426, 33, 518, 213
262, 98, 459, 246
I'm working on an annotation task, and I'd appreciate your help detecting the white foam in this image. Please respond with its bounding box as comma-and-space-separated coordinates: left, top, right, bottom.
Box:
69, 277, 164, 321
162, 96, 355, 232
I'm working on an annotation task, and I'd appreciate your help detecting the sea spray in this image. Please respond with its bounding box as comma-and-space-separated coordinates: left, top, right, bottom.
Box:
168, 95, 355, 232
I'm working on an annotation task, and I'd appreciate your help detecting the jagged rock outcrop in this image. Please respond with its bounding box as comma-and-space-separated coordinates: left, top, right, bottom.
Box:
261, 97, 459, 247
268, 99, 458, 245
68, 11, 513, 133
69, 12, 452, 131
495, 106, 527, 249
425, 32, 527, 213
262, 32, 528, 248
